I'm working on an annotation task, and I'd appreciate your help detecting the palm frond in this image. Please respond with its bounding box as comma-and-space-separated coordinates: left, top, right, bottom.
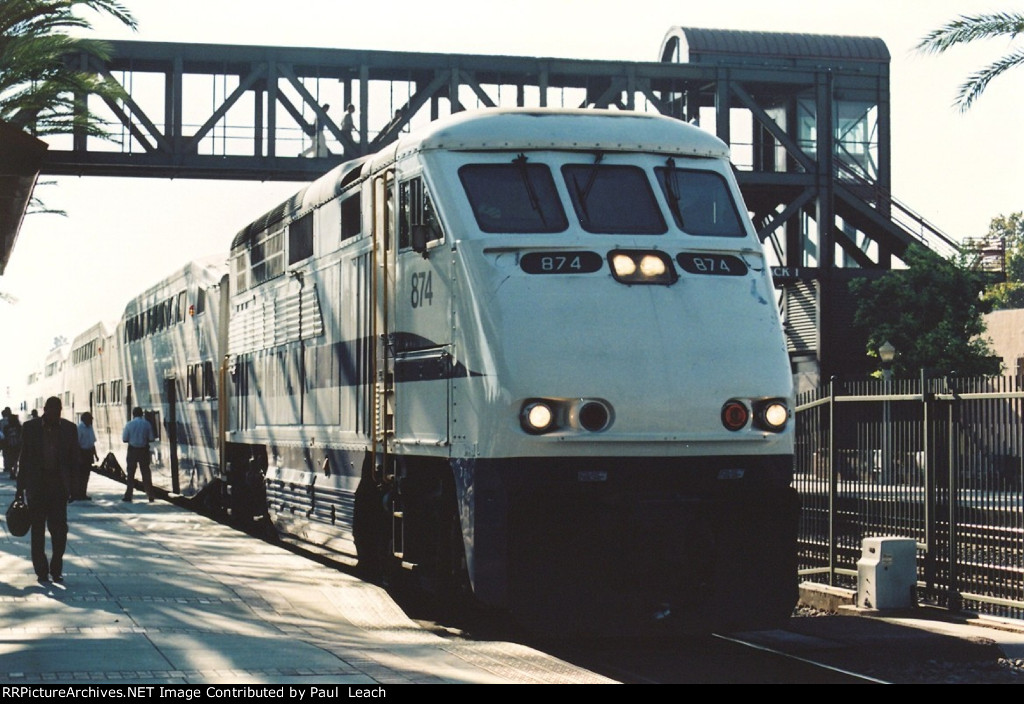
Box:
0, 1, 136, 38
955, 47, 1024, 111
918, 11, 1024, 111
0, 0, 134, 138
917, 12, 1024, 54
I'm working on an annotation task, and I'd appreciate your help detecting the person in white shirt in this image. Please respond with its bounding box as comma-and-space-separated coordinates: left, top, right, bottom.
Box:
74, 412, 98, 501
122, 407, 155, 502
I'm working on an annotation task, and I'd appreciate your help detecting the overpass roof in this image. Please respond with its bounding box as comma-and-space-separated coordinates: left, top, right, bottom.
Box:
660, 26, 890, 69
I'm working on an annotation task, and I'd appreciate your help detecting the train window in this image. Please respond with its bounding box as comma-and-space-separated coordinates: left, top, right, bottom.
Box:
176, 291, 186, 323
72, 339, 97, 365
233, 253, 249, 293
562, 164, 666, 234
459, 162, 568, 233
398, 177, 443, 250
203, 361, 216, 399
251, 229, 284, 285
187, 364, 199, 400
125, 315, 137, 342
289, 213, 314, 264
341, 193, 361, 240
655, 164, 745, 237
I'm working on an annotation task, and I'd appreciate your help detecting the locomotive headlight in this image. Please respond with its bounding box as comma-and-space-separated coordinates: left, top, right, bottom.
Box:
607, 250, 678, 285
611, 253, 637, 277
521, 401, 555, 434
639, 255, 667, 277
753, 399, 790, 432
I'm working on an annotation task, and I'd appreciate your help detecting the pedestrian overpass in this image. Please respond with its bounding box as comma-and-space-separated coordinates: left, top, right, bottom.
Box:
1, 28, 968, 380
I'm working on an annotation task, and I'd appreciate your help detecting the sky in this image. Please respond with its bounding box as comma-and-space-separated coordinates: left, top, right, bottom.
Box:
1, 0, 1022, 405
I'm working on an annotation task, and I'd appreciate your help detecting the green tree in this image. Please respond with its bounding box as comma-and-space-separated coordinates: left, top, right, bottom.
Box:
980, 213, 1024, 310
917, 11, 1024, 111
0, 0, 136, 138
851, 245, 1001, 378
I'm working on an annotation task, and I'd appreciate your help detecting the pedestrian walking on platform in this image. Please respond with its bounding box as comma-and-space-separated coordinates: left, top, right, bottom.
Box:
16, 396, 78, 584
122, 407, 155, 502
1, 407, 22, 478
74, 412, 98, 501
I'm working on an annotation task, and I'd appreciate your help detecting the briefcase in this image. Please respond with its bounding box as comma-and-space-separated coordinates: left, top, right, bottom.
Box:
5, 495, 30, 537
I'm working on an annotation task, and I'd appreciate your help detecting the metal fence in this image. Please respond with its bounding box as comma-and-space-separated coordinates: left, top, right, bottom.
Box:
795, 374, 1024, 617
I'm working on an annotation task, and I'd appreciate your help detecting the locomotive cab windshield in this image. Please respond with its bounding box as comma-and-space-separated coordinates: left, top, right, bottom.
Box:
454, 152, 747, 239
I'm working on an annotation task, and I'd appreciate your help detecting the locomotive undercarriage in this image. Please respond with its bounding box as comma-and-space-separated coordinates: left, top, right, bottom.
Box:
202, 443, 797, 635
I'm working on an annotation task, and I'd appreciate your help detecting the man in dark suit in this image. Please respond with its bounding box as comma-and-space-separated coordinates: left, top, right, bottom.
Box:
16, 396, 78, 584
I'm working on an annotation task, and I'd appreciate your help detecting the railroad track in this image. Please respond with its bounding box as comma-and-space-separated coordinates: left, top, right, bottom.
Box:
512, 631, 887, 683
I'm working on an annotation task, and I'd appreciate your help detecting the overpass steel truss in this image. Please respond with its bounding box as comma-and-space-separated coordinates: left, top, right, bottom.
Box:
43, 40, 954, 271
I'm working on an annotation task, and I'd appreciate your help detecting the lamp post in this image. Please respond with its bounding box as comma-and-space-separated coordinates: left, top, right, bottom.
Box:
879, 341, 896, 483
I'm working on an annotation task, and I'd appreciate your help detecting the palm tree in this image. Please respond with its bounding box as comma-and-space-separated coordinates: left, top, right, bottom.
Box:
917, 11, 1024, 111
0, 0, 136, 137
0, 1, 136, 282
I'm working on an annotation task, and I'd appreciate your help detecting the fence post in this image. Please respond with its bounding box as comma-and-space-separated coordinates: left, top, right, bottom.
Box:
828, 376, 838, 587
947, 373, 962, 612
922, 369, 936, 594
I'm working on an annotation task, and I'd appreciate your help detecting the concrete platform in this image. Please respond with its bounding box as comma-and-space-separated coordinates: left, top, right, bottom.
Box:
0, 474, 614, 684
4, 471, 1024, 684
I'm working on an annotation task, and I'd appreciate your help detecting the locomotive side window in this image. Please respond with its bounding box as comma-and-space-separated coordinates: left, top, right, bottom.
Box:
289, 213, 314, 264
654, 163, 745, 237
233, 253, 249, 293
562, 164, 666, 234
398, 177, 443, 249
459, 162, 568, 233
341, 192, 361, 241
250, 229, 284, 285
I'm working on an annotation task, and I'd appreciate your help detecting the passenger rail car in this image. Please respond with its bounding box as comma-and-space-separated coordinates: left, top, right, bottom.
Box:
31, 109, 798, 634
66, 321, 120, 455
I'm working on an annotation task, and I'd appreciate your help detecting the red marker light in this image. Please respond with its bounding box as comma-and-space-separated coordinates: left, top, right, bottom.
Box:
721, 400, 749, 431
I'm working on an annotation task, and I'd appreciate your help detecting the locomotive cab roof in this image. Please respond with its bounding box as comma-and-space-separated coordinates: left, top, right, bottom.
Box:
393, 108, 731, 160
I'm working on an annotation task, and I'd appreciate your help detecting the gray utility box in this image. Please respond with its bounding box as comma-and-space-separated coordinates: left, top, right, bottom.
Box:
857, 537, 917, 610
